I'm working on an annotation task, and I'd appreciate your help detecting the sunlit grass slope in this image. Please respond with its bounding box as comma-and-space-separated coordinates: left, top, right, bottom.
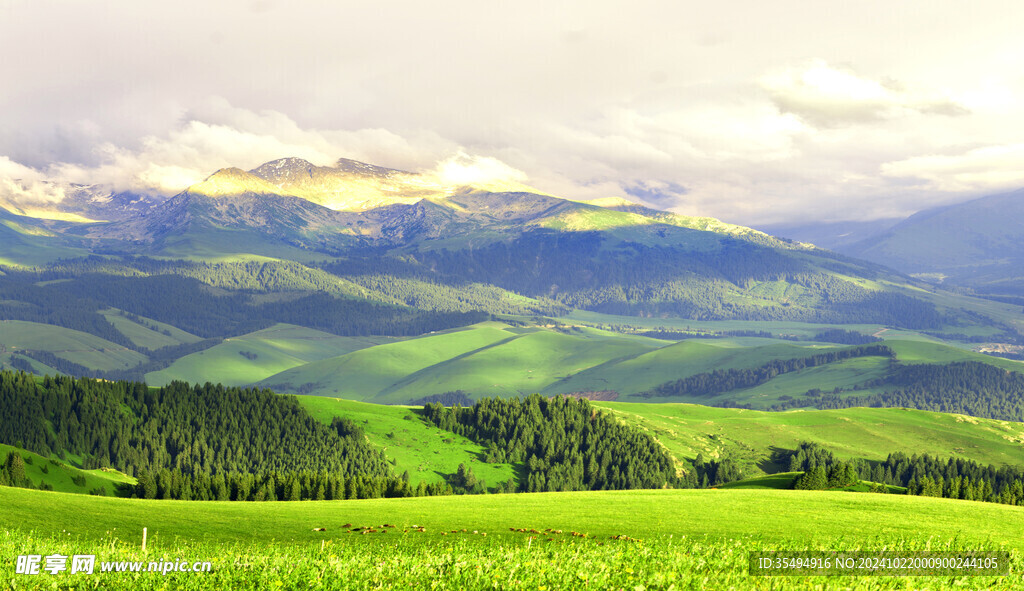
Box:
2, 486, 1023, 550
0, 444, 132, 496
259, 325, 665, 401
596, 402, 1024, 476
0, 320, 146, 371
296, 397, 516, 487
258, 326, 516, 399
100, 309, 201, 350
544, 339, 838, 396
374, 329, 661, 402
145, 323, 394, 387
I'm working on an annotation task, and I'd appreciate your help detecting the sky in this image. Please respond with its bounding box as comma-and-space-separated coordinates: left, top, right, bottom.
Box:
2, 0, 1023, 226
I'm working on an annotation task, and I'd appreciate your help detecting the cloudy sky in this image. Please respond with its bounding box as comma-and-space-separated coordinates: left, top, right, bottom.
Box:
2, 0, 1023, 225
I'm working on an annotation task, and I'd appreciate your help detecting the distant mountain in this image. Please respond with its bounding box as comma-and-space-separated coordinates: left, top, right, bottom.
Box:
757, 218, 902, 251
838, 188, 1024, 296
0, 155, 1016, 347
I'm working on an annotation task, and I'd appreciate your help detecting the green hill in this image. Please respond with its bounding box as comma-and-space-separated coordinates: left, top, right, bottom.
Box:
0, 444, 131, 496
100, 308, 202, 350
296, 396, 517, 487
258, 325, 665, 402
251, 322, 1024, 407
258, 326, 517, 399
596, 402, 1024, 477
544, 338, 840, 397
0, 320, 147, 372
146, 324, 395, 387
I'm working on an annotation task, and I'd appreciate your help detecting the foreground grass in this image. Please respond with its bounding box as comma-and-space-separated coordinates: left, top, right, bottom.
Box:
3, 486, 1023, 589
4, 487, 1023, 547
5, 529, 1020, 590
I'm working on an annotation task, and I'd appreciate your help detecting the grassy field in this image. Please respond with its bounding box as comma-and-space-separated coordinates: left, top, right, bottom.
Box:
374, 328, 662, 402
146, 324, 395, 387
597, 402, 1024, 476
240, 318, 1024, 405
2, 486, 1022, 589
99, 309, 201, 350
0, 444, 131, 496
886, 339, 1024, 371
296, 397, 517, 487
544, 338, 840, 397
258, 326, 516, 399
0, 320, 147, 372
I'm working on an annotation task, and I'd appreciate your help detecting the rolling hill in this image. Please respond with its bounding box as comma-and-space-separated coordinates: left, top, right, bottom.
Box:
596, 402, 1024, 477
145, 324, 395, 387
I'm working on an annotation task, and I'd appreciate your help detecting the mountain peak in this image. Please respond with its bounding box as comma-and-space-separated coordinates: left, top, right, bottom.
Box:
251, 157, 316, 175
334, 158, 412, 178
186, 167, 287, 198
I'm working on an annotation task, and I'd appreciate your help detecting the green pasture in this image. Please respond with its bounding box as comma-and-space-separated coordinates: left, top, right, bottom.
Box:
597, 402, 1024, 476
0, 320, 147, 372
0, 444, 131, 496
146, 324, 393, 387
100, 309, 201, 350
296, 397, 517, 487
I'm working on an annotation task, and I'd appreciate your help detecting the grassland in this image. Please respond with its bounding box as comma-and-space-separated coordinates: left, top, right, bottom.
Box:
296, 396, 517, 487
245, 318, 1024, 406
544, 338, 840, 397
99, 309, 201, 350
0, 320, 147, 371
146, 324, 394, 387
2, 487, 1022, 589
259, 324, 666, 401
597, 402, 1024, 476
0, 444, 131, 496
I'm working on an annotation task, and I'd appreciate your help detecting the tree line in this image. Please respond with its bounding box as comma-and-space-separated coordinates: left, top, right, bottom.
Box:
644, 345, 894, 398
0, 371, 392, 479
767, 361, 1024, 422
128, 467, 454, 501
422, 395, 678, 492
778, 442, 1024, 505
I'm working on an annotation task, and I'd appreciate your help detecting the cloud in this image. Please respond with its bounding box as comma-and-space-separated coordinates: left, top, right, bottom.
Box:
760, 60, 969, 127
430, 152, 528, 187
881, 143, 1024, 192
0, 157, 66, 205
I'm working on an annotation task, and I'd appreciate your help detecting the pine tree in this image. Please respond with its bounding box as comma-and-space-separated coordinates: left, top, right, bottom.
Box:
136, 469, 157, 499
6, 452, 26, 486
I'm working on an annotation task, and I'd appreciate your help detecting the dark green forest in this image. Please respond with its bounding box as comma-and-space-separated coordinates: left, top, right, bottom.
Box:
422, 394, 678, 492
767, 361, 1024, 421
780, 442, 1024, 506
0, 372, 690, 500
0, 372, 391, 477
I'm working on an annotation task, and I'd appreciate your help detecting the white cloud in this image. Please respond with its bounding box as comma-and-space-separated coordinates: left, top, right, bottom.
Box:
882, 144, 1024, 192
2, 0, 1024, 226
760, 60, 968, 127
431, 152, 527, 187
0, 157, 65, 205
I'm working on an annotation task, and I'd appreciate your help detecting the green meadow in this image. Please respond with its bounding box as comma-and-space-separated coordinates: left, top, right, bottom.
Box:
0, 444, 130, 496
0, 320, 147, 371
296, 397, 517, 487
2, 487, 1023, 589
597, 402, 1024, 475
146, 324, 394, 387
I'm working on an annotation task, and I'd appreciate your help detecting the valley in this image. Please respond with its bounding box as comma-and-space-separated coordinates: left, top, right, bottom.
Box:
1, 156, 1023, 589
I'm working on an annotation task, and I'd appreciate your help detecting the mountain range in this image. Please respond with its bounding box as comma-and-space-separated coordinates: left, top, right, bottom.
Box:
1, 156, 1023, 402
761, 188, 1024, 301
